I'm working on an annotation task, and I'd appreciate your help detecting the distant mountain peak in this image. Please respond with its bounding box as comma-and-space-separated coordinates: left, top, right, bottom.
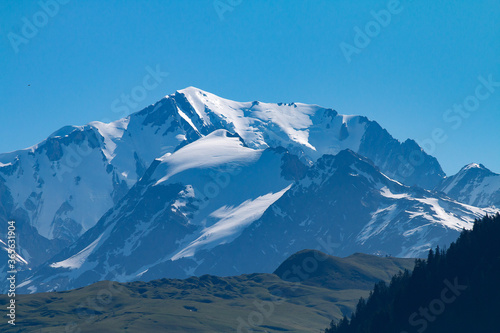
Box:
176, 86, 210, 96
461, 163, 491, 173
437, 162, 500, 208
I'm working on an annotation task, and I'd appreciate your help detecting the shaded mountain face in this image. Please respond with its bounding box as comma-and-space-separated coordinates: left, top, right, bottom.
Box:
18, 130, 297, 292
181, 150, 494, 277
436, 163, 500, 208
19, 148, 495, 293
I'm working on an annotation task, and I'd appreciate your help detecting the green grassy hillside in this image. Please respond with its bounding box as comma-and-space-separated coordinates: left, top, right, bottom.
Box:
274, 251, 415, 290
0, 252, 415, 332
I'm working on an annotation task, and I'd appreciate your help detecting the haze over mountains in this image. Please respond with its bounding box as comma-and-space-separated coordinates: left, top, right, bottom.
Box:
0, 87, 498, 293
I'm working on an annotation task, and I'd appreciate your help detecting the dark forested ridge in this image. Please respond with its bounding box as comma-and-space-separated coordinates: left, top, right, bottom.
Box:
325, 213, 500, 333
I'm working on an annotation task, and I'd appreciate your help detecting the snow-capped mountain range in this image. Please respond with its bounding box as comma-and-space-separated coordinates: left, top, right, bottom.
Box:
437, 163, 500, 208
0, 87, 498, 293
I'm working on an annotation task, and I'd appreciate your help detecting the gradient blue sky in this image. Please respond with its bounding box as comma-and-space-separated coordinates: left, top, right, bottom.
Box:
1, 0, 499, 175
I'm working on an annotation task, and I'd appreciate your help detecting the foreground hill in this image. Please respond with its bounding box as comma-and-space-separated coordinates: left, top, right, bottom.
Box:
274, 251, 415, 290
0, 251, 414, 332
325, 213, 500, 333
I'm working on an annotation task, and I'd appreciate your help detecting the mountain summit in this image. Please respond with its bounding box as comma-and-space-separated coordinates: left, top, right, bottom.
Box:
0, 87, 497, 293
437, 163, 500, 208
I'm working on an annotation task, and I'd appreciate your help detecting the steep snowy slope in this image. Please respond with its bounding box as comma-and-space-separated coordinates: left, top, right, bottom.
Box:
20, 149, 494, 293
19, 130, 297, 292
437, 163, 500, 208
187, 150, 496, 276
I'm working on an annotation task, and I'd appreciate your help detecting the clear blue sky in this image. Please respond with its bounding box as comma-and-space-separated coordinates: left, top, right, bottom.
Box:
1, 0, 499, 175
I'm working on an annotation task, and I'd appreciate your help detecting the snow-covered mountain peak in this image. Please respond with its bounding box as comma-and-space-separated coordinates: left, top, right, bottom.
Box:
437, 162, 500, 208
48, 125, 84, 139
90, 87, 444, 188
461, 163, 490, 173
175, 86, 326, 112
450, 163, 496, 182
89, 118, 130, 160
172, 87, 328, 152
175, 86, 229, 105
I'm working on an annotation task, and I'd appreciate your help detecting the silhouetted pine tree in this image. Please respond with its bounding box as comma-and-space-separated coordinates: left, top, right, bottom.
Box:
325, 213, 500, 333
